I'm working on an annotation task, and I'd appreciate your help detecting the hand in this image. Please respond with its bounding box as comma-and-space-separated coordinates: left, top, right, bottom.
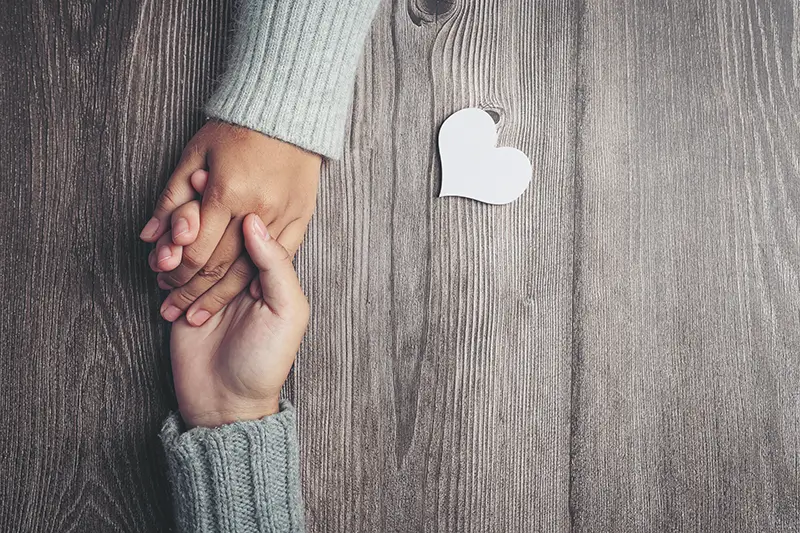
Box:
140, 120, 320, 326
169, 212, 310, 428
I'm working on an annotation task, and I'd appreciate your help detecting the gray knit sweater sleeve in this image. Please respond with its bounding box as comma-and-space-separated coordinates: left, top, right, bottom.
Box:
160, 400, 304, 532
205, 0, 383, 159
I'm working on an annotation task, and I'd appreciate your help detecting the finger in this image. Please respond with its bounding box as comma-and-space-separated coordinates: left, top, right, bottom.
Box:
148, 249, 158, 272
141, 150, 205, 242
190, 168, 209, 195
149, 231, 182, 272
243, 213, 303, 314
275, 217, 311, 257
171, 200, 201, 246
156, 271, 173, 289
249, 277, 262, 300
159, 220, 243, 321
184, 255, 257, 326
158, 190, 232, 287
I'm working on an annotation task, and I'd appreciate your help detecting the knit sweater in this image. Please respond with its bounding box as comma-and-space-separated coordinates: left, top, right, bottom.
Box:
205, 0, 383, 159
161, 400, 303, 532
160, 1, 381, 530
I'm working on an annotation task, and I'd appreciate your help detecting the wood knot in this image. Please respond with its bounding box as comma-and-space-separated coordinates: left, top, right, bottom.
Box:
407, 0, 456, 26
481, 106, 503, 124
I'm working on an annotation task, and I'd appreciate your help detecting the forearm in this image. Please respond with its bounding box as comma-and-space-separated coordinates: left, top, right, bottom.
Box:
206, 0, 384, 159
160, 399, 304, 532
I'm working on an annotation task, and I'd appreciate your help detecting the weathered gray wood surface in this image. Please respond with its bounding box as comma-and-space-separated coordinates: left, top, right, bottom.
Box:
295, 1, 575, 531
0, 1, 230, 530
570, 1, 800, 531
0, 0, 798, 531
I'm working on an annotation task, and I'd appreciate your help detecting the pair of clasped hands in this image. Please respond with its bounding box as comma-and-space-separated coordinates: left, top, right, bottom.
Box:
141, 121, 319, 428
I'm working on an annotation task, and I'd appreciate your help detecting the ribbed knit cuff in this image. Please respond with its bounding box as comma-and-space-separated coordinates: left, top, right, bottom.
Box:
205, 0, 382, 159
160, 400, 304, 532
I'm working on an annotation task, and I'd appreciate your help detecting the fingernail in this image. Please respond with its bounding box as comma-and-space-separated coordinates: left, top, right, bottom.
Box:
189, 310, 211, 326
157, 278, 172, 290
157, 245, 172, 265
161, 305, 181, 322
253, 216, 270, 240
173, 218, 189, 238
140, 217, 159, 239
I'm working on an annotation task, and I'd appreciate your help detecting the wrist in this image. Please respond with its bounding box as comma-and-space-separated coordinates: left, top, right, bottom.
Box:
181, 397, 282, 429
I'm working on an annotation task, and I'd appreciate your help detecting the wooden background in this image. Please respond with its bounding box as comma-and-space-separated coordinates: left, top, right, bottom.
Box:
0, 0, 798, 531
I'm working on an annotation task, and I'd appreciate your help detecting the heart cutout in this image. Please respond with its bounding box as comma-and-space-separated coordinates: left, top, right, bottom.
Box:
438, 108, 532, 205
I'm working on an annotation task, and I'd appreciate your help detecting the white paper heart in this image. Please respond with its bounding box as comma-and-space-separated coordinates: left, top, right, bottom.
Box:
438, 108, 532, 205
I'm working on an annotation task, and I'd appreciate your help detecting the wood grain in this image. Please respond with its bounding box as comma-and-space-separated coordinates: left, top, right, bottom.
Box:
0, 1, 230, 530
570, 1, 800, 530
293, 1, 576, 531
2, 0, 798, 531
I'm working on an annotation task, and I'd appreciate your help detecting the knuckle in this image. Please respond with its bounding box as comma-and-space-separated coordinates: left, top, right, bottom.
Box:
205, 290, 232, 309
275, 244, 292, 264
284, 234, 304, 255
182, 250, 207, 271
230, 260, 255, 281
209, 179, 241, 205
196, 263, 228, 282
161, 272, 188, 288
157, 187, 180, 211
181, 142, 203, 161
171, 287, 200, 308
173, 200, 195, 217
160, 273, 178, 286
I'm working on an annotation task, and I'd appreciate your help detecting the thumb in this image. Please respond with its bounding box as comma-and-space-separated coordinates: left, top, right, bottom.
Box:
190, 168, 209, 195
243, 213, 303, 314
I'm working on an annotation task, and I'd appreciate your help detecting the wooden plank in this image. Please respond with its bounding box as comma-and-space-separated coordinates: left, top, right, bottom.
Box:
571, 1, 800, 530
293, 1, 576, 531
0, 1, 230, 530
